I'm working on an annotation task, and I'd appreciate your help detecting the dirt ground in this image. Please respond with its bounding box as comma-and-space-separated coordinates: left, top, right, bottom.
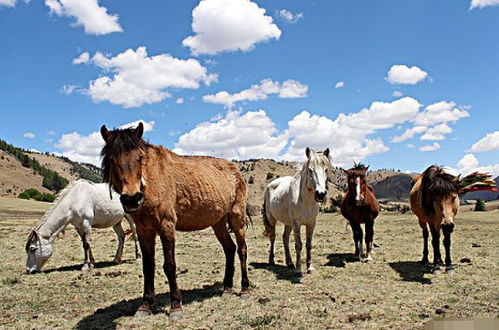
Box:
0, 197, 497, 329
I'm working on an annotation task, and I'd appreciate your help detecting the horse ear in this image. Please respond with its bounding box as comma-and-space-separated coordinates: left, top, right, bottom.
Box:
305, 147, 311, 159
135, 122, 144, 139
366, 165, 370, 172
323, 148, 330, 158
101, 125, 110, 143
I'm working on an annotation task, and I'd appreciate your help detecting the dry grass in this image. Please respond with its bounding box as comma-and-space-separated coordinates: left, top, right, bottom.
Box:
0, 198, 497, 329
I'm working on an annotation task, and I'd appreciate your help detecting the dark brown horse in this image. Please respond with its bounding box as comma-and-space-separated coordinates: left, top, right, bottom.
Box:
410, 165, 459, 274
340, 163, 379, 262
100, 123, 250, 320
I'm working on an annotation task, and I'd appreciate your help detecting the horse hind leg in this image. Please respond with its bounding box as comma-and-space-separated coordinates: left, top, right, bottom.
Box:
112, 222, 125, 265
419, 220, 429, 265
263, 202, 277, 265
76, 221, 95, 272
283, 225, 294, 268
364, 220, 374, 262
292, 222, 303, 276
229, 204, 250, 298
212, 217, 236, 296
125, 215, 141, 261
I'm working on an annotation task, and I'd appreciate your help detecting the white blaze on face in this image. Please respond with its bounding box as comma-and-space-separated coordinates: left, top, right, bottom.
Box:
355, 177, 361, 201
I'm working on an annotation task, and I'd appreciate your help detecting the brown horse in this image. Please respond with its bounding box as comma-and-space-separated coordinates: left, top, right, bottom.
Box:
340, 163, 379, 262
100, 123, 250, 320
410, 165, 459, 275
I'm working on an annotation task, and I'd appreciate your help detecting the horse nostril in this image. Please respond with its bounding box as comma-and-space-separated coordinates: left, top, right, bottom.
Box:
135, 192, 144, 201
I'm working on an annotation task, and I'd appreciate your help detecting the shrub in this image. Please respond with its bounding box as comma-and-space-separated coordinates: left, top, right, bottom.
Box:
18, 191, 30, 200
248, 176, 255, 184
266, 172, 274, 180
474, 199, 486, 212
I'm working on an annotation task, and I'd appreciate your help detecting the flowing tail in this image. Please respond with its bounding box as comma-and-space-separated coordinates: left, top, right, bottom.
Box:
262, 196, 274, 237
459, 172, 498, 195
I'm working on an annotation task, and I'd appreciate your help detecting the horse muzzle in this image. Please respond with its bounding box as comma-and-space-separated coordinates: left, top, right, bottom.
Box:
26, 267, 39, 275
120, 192, 144, 213
314, 191, 327, 202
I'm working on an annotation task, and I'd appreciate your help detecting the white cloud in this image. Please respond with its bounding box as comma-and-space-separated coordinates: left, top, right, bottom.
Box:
414, 101, 469, 126
47, 130, 55, 136
277, 9, 303, 23
455, 153, 499, 177
392, 90, 403, 97
406, 144, 415, 148
203, 78, 307, 108
334, 81, 345, 89
176, 97, 422, 166
386, 64, 428, 85
23, 132, 35, 139
470, 131, 499, 152
470, 0, 499, 9
74, 47, 217, 108
182, 0, 281, 55
418, 142, 440, 152
420, 123, 452, 141
55, 120, 154, 165
72, 52, 89, 64
174, 110, 288, 160
175, 97, 184, 104
44, 0, 122, 35
391, 125, 427, 143
59, 84, 81, 95
0, 0, 16, 7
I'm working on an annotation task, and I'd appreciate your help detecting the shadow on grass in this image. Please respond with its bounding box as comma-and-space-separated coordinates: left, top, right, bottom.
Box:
250, 262, 301, 284
389, 261, 432, 285
44, 260, 135, 274
75, 281, 223, 330
324, 253, 359, 268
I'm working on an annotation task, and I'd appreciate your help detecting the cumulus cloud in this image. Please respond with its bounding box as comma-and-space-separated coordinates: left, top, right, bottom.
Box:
386, 64, 428, 85
174, 110, 288, 160
470, 0, 499, 9
23, 132, 35, 139
277, 9, 303, 23
334, 81, 345, 89
175, 97, 184, 104
182, 0, 281, 55
0, 0, 16, 7
470, 131, 499, 152
59, 84, 81, 95
455, 153, 499, 177
391, 125, 427, 143
418, 142, 440, 152
392, 90, 403, 97
176, 97, 422, 166
420, 123, 452, 141
73, 47, 217, 108
44, 0, 122, 35
72, 52, 89, 64
55, 120, 154, 165
203, 78, 308, 108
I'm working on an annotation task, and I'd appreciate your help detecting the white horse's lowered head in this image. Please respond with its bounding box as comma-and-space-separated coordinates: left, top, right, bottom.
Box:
25, 180, 140, 274
263, 147, 331, 275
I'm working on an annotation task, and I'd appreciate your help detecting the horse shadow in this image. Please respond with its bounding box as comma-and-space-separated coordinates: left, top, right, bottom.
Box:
389, 261, 432, 285
44, 260, 135, 274
324, 253, 359, 268
75, 282, 223, 329
250, 262, 302, 284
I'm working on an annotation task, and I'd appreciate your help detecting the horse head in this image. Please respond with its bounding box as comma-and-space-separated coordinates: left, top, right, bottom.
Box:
101, 122, 147, 213
25, 230, 53, 274
304, 147, 331, 202
344, 163, 369, 206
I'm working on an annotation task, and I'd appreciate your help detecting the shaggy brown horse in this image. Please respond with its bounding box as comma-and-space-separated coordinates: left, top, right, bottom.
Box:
410, 165, 459, 275
100, 123, 250, 320
340, 164, 379, 262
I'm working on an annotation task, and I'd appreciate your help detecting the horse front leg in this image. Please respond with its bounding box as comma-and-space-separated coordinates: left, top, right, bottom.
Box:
112, 222, 125, 265
419, 221, 429, 265
292, 222, 303, 276
212, 218, 236, 296
350, 222, 363, 260
430, 225, 443, 275
159, 223, 182, 320
283, 225, 294, 268
442, 223, 455, 274
364, 220, 374, 262
305, 222, 316, 273
135, 225, 157, 317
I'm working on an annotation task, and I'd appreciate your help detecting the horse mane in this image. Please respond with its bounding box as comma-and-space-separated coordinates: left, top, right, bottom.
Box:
100, 127, 151, 183
26, 180, 90, 250
347, 162, 369, 177
421, 165, 460, 214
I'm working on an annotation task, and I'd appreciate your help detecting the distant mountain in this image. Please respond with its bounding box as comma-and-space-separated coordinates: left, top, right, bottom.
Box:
461, 176, 499, 202
371, 173, 414, 201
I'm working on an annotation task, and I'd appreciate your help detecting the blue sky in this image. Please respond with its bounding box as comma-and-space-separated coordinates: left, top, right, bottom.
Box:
1, 0, 498, 175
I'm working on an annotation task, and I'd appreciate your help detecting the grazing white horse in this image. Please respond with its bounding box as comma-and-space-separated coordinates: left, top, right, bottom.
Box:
26, 180, 140, 274
263, 147, 331, 275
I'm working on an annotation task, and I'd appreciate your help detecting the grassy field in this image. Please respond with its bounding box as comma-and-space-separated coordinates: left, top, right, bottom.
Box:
0, 197, 497, 329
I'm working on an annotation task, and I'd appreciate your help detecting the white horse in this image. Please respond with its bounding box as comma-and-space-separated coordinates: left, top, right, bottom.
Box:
263, 147, 331, 275
26, 180, 140, 274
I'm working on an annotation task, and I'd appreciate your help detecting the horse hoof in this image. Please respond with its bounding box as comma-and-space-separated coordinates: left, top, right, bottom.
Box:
420, 259, 430, 266
294, 269, 303, 277
363, 256, 373, 263
307, 267, 315, 274
221, 289, 232, 298
169, 310, 183, 321
446, 267, 455, 275
287, 263, 295, 269
135, 309, 152, 318
112, 259, 122, 265
239, 291, 250, 300
433, 267, 443, 275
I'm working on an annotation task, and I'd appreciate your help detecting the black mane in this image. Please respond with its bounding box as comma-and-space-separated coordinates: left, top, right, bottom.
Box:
421, 165, 460, 214
349, 162, 369, 177
100, 127, 149, 183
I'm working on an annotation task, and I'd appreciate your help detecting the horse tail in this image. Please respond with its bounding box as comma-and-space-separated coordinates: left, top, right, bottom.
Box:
262, 194, 274, 237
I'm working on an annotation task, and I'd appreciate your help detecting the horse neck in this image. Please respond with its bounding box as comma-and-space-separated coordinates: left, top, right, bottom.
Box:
36, 187, 76, 242
296, 165, 315, 204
